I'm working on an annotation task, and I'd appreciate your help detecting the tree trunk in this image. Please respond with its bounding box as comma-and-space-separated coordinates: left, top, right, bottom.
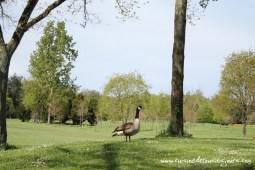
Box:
242, 111, 247, 137
47, 88, 53, 124
47, 107, 51, 124
242, 119, 247, 137
169, 0, 187, 136
0, 44, 10, 145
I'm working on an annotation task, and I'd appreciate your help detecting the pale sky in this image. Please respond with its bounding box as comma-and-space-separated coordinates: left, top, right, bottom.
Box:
6, 0, 255, 97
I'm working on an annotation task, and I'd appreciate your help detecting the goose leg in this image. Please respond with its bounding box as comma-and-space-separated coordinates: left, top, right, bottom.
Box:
129, 136, 131, 142
125, 136, 127, 142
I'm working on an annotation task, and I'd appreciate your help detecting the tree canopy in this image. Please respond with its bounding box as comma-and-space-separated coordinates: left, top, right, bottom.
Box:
218, 50, 255, 135
27, 21, 78, 123
100, 72, 149, 121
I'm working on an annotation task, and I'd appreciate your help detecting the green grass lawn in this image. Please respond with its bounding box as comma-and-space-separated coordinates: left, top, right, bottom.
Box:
0, 119, 255, 169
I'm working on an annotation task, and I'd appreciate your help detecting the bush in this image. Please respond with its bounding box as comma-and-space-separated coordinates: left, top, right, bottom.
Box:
156, 124, 192, 138
197, 104, 214, 123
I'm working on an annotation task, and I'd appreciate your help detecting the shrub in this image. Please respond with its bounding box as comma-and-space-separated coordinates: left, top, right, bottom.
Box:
197, 104, 214, 123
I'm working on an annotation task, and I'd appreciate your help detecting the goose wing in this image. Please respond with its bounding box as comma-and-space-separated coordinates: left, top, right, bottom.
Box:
122, 122, 135, 134
112, 122, 134, 133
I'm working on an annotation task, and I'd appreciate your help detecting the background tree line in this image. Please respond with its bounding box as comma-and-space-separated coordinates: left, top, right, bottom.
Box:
9, 73, 255, 125
8, 49, 255, 128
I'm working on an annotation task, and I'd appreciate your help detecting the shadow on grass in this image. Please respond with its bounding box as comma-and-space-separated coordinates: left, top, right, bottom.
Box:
239, 164, 254, 170
5, 144, 18, 150
0, 143, 18, 151
102, 143, 119, 170
44, 145, 107, 169
50, 141, 168, 170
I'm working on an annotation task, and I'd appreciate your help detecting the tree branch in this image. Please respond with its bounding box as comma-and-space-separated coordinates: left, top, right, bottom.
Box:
25, 0, 66, 30
7, 0, 39, 57
7, 0, 67, 57
116, 0, 126, 15
0, 25, 5, 44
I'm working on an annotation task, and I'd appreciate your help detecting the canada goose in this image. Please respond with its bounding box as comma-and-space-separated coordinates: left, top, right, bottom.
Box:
112, 106, 142, 142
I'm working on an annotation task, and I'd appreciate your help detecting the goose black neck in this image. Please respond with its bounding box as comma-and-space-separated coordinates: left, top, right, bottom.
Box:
135, 108, 140, 119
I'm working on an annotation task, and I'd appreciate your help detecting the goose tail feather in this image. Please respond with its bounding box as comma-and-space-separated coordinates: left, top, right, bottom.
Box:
112, 126, 122, 133
112, 131, 124, 137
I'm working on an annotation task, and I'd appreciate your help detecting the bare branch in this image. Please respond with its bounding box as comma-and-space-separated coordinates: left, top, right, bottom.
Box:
116, 0, 126, 16
0, 2, 3, 17
0, 1, 19, 28
0, 0, 9, 18
115, 0, 149, 20
83, 0, 87, 27
7, 0, 39, 57
25, 0, 66, 30
7, 0, 67, 57
0, 25, 5, 44
199, 0, 218, 9
115, 0, 138, 20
